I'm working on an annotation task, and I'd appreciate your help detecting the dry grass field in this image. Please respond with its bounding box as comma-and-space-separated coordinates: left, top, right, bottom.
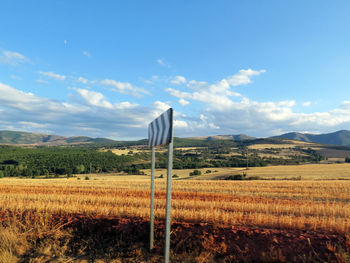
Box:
141, 163, 350, 180
101, 148, 144, 155
0, 174, 349, 261
0, 175, 349, 233
244, 163, 350, 180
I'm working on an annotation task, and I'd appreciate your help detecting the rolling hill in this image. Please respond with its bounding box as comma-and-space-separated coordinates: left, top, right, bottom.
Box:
2, 129, 350, 147
190, 134, 255, 141
0, 130, 118, 146
272, 130, 350, 147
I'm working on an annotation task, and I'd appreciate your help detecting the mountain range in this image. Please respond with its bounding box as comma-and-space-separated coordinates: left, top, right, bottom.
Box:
272, 130, 350, 146
0, 130, 118, 146
1, 129, 350, 147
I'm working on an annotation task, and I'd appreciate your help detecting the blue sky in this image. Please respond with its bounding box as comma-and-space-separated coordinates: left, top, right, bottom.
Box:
1, 1, 350, 139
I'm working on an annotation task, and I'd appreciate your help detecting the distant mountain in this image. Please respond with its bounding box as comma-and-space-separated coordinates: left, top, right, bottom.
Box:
190, 134, 255, 141
0, 130, 65, 145
272, 130, 350, 146
0, 130, 118, 146
2, 129, 350, 147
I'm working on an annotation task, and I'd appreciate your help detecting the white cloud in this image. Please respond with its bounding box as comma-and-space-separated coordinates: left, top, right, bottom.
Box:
77, 77, 89, 84
157, 59, 165, 65
75, 88, 114, 109
187, 80, 208, 89
166, 69, 266, 111
178, 98, 190, 106
278, 100, 296, 107
64, 40, 67, 46
227, 69, 266, 86
143, 75, 160, 85
2, 65, 350, 140
303, 101, 311, 107
171, 75, 186, 85
167, 87, 234, 111
154, 101, 171, 112
0, 50, 30, 66
115, 101, 139, 110
83, 51, 91, 58
75, 88, 138, 110
10, 75, 22, 80
174, 120, 188, 128
19, 121, 49, 129
0, 82, 85, 114
39, 71, 66, 81
0, 82, 44, 110
192, 97, 350, 137
157, 58, 170, 67
100, 79, 149, 97
0, 82, 156, 139
36, 79, 48, 84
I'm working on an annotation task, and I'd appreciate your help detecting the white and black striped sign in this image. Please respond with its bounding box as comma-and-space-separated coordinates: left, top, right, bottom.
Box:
148, 108, 173, 147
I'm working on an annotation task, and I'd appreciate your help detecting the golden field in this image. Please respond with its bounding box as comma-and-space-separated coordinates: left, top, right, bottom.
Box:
141, 163, 350, 180
244, 163, 350, 180
0, 172, 349, 234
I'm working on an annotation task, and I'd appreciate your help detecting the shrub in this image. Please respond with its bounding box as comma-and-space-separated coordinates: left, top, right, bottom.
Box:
85, 176, 90, 180
189, 170, 202, 176
205, 170, 212, 174
172, 174, 179, 178
225, 173, 247, 180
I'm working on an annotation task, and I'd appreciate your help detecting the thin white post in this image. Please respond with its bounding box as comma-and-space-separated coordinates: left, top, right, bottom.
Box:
164, 139, 173, 263
149, 146, 155, 251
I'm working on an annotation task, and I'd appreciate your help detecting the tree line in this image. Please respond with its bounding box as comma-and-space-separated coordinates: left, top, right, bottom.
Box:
0, 146, 137, 177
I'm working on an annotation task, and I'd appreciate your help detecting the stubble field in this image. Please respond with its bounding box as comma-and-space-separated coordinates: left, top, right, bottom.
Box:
0, 168, 350, 262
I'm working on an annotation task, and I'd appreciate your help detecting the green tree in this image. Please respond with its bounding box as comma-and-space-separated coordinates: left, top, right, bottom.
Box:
75, 164, 85, 174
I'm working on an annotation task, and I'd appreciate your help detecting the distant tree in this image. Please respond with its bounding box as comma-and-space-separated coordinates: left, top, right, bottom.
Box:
75, 164, 85, 174
189, 169, 202, 176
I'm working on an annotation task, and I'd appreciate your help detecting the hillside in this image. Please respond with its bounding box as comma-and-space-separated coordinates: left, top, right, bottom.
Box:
190, 134, 255, 141
2, 129, 350, 147
0, 130, 119, 146
272, 130, 350, 147
0, 131, 66, 145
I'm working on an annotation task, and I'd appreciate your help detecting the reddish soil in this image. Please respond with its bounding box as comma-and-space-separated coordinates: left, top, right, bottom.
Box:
47, 215, 349, 262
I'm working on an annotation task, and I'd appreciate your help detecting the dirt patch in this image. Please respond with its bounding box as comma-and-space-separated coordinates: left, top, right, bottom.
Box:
42, 215, 350, 262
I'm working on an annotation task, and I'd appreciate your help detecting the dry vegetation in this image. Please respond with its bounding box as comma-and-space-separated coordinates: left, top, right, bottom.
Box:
141, 163, 350, 180
100, 148, 144, 155
244, 163, 350, 180
0, 174, 349, 261
0, 176, 349, 233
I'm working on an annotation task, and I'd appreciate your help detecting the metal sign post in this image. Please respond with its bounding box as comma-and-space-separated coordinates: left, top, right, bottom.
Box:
148, 108, 174, 263
149, 146, 155, 250
164, 136, 173, 263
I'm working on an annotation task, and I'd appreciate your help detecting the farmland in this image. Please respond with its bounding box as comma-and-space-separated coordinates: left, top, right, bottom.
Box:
0, 140, 350, 261
0, 174, 349, 262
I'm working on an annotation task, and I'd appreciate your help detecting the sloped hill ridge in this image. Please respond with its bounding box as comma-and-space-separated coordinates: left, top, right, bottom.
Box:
2, 129, 350, 147
0, 131, 65, 144
273, 130, 350, 146
190, 134, 255, 141
0, 130, 117, 145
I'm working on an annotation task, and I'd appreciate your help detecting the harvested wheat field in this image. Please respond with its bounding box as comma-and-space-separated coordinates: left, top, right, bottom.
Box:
0, 176, 349, 262
244, 163, 350, 180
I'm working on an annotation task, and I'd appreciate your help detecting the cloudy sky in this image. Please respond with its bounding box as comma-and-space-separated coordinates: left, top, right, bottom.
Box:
1, 1, 350, 140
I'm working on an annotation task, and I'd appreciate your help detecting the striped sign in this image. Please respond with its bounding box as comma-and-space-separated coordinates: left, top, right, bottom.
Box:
148, 108, 173, 147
